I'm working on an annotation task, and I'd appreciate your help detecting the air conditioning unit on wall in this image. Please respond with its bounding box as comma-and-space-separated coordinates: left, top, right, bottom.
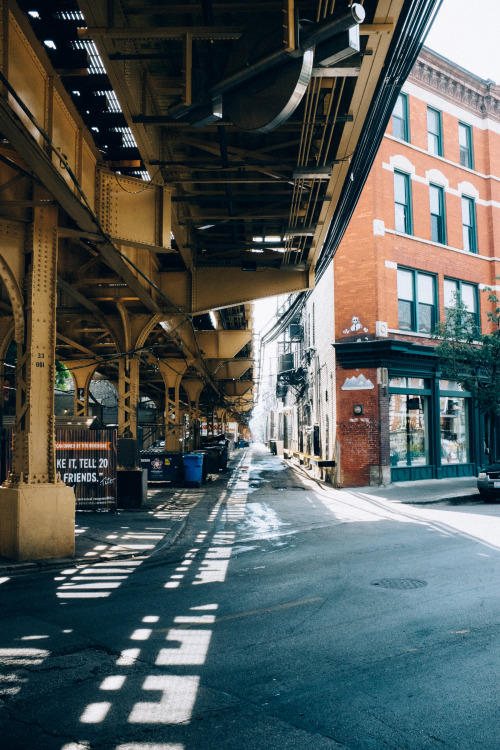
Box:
279, 353, 294, 372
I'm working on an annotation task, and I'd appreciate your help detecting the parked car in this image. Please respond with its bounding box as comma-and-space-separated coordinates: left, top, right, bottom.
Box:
477, 463, 500, 501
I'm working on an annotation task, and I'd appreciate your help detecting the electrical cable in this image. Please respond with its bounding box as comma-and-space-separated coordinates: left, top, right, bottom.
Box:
0, 62, 258, 420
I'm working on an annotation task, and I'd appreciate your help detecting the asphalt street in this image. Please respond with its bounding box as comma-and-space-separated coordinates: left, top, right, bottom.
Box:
1, 444, 500, 749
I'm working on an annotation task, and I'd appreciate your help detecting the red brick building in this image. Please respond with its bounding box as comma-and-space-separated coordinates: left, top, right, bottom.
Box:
334, 48, 500, 486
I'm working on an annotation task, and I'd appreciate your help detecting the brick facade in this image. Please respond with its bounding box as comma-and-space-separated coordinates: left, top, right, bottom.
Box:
262, 48, 500, 488
334, 47, 500, 486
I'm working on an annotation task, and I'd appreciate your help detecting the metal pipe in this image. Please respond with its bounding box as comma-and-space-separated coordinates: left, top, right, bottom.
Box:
210, 4, 365, 98
300, 5, 365, 50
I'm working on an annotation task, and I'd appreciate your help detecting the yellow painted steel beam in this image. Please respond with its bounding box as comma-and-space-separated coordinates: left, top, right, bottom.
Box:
96, 168, 171, 252
184, 267, 312, 314
62, 359, 99, 417
222, 381, 254, 397
208, 359, 253, 380
57, 276, 103, 315
0, 6, 161, 312
78, 26, 243, 40
195, 330, 252, 359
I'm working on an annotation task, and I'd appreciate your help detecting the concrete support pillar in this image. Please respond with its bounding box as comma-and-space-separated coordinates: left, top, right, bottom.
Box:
0, 197, 75, 561
63, 359, 98, 417
157, 360, 187, 452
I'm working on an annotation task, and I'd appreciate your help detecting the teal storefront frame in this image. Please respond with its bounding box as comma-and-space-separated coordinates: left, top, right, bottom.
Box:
334, 339, 482, 484
389, 377, 476, 482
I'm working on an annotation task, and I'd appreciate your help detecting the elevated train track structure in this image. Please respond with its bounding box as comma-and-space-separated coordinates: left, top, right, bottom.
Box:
0, 0, 439, 559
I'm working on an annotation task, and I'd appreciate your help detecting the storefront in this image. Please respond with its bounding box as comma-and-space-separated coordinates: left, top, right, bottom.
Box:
389, 376, 476, 481
334, 340, 485, 485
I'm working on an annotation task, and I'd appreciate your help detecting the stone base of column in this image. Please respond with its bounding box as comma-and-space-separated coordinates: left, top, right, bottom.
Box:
0, 484, 75, 561
369, 465, 392, 486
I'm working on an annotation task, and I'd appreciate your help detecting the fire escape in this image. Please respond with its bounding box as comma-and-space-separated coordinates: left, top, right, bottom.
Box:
276, 319, 306, 401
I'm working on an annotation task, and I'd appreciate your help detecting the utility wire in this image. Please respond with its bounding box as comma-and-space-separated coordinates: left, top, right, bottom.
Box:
0, 68, 252, 418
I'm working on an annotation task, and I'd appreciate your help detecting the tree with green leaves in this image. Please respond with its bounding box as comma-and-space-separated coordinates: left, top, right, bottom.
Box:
5, 341, 71, 391
434, 284, 500, 462
55, 360, 71, 391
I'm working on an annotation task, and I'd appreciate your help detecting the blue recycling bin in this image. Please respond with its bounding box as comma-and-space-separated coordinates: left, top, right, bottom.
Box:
183, 453, 203, 486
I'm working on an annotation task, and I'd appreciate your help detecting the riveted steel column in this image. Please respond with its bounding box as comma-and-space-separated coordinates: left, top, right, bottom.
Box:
118, 356, 139, 439
63, 359, 98, 417
12, 200, 58, 483
182, 379, 204, 451
216, 408, 228, 435
0, 195, 75, 561
157, 360, 187, 452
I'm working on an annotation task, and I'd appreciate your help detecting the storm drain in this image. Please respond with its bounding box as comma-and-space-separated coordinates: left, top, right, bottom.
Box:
371, 578, 427, 589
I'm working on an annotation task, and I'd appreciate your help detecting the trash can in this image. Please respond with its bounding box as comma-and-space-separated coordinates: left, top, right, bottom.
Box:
219, 443, 229, 471
196, 451, 209, 484
140, 451, 183, 482
203, 446, 222, 474
183, 453, 204, 487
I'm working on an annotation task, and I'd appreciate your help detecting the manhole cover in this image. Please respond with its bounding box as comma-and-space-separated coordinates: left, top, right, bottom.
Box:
371, 578, 427, 590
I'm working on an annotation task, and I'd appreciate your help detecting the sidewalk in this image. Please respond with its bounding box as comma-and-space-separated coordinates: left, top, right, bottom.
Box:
344, 475, 480, 505
0, 478, 219, 578
288, 456, 480, 505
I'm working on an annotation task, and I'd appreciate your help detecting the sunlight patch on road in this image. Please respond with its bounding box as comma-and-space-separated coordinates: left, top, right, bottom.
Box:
80, 701, 111, 723
130, 629, 152, 641
0, 647, 50, 696
0, 647, 49, 665
156, 630, 212, 665
100, 675, 127, 690
75, 453, 253, 739
128, 675, 200, 723
116, 648, 140, 666
56, 559, 142, 599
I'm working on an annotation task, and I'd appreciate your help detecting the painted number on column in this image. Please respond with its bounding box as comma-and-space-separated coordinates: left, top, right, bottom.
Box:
36, 353, 45, 368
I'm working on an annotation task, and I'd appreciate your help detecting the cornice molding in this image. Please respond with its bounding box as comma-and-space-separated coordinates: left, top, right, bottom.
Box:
334, 339, 437, 372
409, 48, 500, 123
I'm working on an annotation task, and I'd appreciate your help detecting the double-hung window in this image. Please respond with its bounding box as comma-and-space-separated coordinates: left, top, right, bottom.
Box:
459, 122, 474, 168
444, 278, 479, 336
461, 195, 477, 253
394, 171, 412, 234
392, 93, 409, 142
397, 268, 437, 334
429, 184, 446, 244
427, 107, 443, 156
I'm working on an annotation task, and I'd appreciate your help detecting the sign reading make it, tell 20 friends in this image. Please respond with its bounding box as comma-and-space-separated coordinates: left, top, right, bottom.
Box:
55, 430, 117, 510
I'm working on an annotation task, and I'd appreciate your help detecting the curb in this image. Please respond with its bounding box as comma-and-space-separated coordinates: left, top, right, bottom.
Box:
285, 456, 483, 506
400, 492, 482, 505
0, 516, 188, 578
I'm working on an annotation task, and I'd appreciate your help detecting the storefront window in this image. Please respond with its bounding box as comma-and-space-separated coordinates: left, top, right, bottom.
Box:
389, 376, 405, 388
439, 380, 464, 391
440, 396, 469, 464
408, 377, 426, 389
389, 376, 427, 390
389, 393, 429, 467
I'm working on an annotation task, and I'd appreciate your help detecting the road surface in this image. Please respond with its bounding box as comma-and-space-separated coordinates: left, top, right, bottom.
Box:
1, 443, 500, 749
